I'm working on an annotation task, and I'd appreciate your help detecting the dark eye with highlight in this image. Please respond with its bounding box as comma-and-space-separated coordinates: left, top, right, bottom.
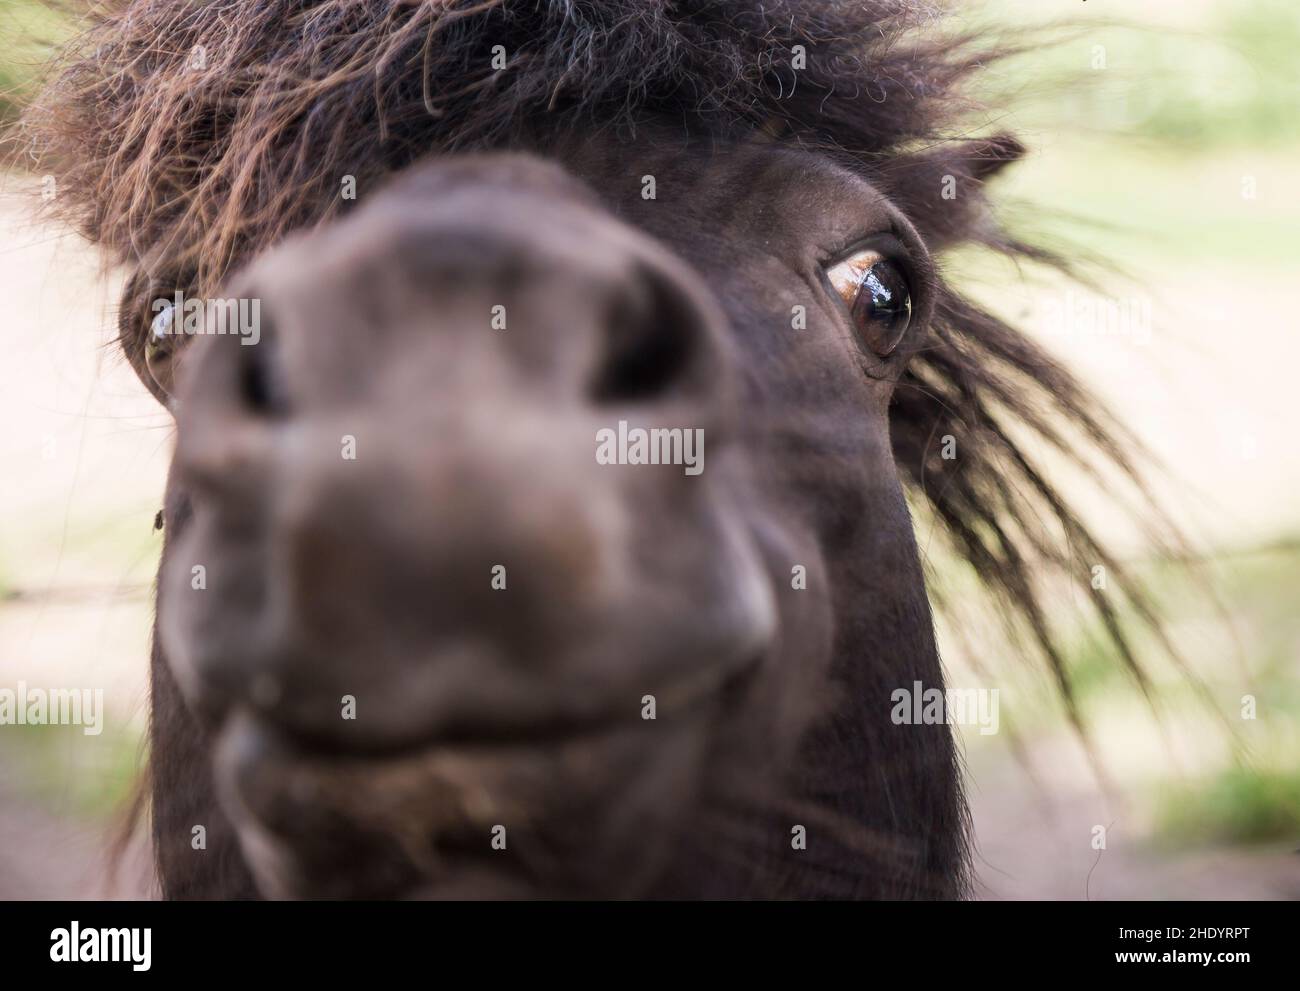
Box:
148, 298, 176, 350
135, 288, 185, 397
826, 248, 913, 356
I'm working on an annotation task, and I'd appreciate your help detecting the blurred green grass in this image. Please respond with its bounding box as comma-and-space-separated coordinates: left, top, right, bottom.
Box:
3, 722, 142, 817
967, 0, 1300, 147
954, 542, 1300, 845
0, 0, 70, 132
1158, 766, 1300, 846
1137, 0, 1300, 147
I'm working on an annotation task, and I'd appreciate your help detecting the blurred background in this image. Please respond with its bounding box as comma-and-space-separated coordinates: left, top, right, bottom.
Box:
0, 0, 1297, 898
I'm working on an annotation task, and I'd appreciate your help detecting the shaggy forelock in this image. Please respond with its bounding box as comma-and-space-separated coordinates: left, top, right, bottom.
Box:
23, 0, 997, 287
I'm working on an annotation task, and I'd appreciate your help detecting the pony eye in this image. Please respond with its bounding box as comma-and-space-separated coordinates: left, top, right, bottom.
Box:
149, 300, 176, 349
143, 296, 183, 395
825, 249, 913, 356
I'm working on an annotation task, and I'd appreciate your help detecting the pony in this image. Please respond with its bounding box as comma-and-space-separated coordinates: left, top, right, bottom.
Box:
20, 0, 1175, 898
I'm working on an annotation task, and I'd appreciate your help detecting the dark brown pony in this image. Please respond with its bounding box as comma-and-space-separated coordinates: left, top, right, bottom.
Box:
22, 0, 1176, 898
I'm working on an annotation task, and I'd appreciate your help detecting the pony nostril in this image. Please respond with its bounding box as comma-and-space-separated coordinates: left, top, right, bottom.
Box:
589, 269, 705, 404
239, 333, 289, 416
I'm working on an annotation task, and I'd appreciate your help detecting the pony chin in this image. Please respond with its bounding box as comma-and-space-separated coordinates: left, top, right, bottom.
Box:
213, 707, 709, 899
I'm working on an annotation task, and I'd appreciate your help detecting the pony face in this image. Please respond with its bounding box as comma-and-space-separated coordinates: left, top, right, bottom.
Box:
148, 143, 954, 898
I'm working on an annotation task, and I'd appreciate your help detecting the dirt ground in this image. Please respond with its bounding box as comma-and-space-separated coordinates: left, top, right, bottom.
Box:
965, 730, 1300, 900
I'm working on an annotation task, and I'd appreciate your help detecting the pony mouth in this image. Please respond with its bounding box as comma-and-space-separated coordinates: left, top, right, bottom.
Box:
213, 651, 758, 823
212, 681, 726, 899
211, 709, 613, 898
218, 702, 633, 775
221, 643, 761, 764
